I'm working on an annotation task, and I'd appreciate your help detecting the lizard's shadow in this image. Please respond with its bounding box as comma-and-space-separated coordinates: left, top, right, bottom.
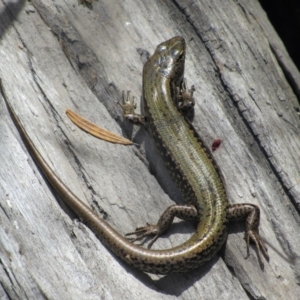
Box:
118, 249, 219, 296
153, 256, 218, 296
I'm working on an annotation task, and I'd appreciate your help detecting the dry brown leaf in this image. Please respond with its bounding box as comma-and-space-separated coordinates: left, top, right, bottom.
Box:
66, 109, 133, 145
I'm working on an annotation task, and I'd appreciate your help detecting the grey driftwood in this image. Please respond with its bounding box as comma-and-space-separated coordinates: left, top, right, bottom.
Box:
0, 0, 300, 299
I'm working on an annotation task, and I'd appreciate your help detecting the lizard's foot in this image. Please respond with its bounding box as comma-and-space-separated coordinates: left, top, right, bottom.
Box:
177, 79, 195, 110
245, 228, 269, 262
126, 223, 161, 249
119, 90, 146, 125
228, 203, 269, 265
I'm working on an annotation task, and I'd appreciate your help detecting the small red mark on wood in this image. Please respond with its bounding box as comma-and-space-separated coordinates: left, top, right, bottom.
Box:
212, 139, 222, 152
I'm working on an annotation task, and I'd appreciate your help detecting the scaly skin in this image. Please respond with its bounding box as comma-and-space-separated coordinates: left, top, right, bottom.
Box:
0, 36, 268, 275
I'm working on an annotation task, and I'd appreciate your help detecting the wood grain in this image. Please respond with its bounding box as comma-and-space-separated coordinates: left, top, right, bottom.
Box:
1, 0, 300, 299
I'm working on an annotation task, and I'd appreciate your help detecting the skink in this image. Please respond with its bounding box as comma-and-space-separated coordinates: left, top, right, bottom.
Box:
1, 36, 268, 275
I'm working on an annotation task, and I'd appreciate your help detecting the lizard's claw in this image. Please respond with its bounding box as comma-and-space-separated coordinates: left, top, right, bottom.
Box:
126, 223, 160, 249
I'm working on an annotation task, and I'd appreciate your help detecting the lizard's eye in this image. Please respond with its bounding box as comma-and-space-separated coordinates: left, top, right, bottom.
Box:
171, 48, 182, 58
156, 45, 167, 54
178, 52, 185, 61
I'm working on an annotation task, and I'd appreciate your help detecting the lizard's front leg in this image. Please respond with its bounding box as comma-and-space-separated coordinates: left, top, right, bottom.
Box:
174, 78, 195, 111
118, 90, 146, 125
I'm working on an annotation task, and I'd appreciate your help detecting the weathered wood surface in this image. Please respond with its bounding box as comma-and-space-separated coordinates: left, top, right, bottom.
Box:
1, 0, 300, 299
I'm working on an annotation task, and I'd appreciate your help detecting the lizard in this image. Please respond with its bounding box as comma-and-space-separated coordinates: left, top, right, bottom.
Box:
0, 36, 268, 275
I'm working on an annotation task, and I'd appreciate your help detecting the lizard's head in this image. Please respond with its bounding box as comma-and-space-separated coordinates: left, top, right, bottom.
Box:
153, 36, 186, 84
